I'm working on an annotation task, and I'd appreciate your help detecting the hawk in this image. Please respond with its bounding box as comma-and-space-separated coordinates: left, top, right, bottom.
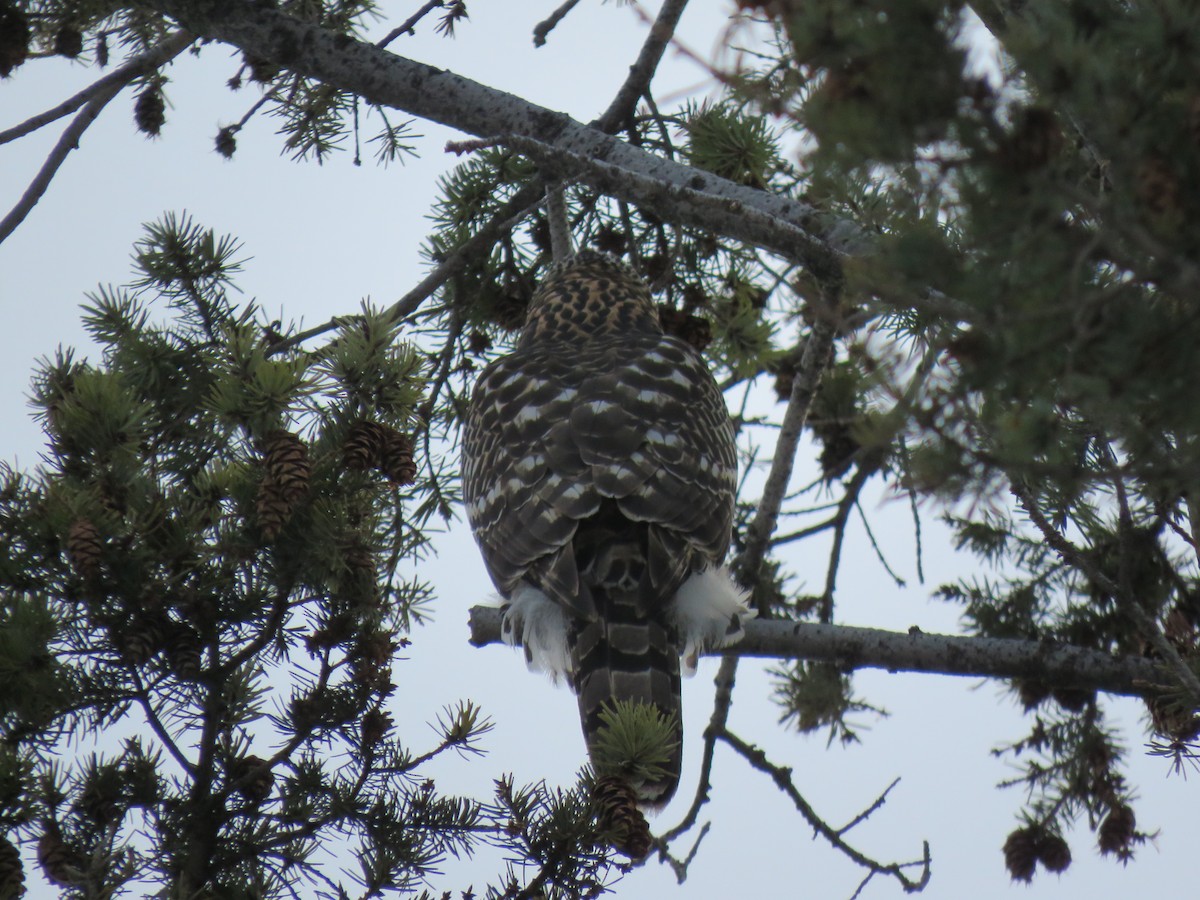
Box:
462, 251, 747, 805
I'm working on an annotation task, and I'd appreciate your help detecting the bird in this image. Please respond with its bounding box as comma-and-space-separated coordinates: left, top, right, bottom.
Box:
462, 250, 747, 806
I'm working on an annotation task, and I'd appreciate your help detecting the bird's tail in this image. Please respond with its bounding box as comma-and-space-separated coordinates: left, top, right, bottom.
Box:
570, 534, 683, 808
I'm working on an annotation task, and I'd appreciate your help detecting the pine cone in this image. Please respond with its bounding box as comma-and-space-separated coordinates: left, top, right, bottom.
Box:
116, 620, 163, 665
166, 629, 204, 682
378, 428, 416, 486
592, 775, 652, 860
467, 330, 493, 355
0, 835, 24, 900
769, 357, 798, 402
243, 53, 279, 84
1098, 803, 1136, 857
492, 291, 528, 331
52, 26, 83, 58
657, 306, 713, 352
134, 84, 166, 137
0, 3, 30, 78
66, 518, 103, 581
350, 634, 394, 690
1001, 106, 1062, 172
1002, 826, 1039, 882
361, 708, 393, 749
342, 421, 387, 471
37, 824, 79, 887
1037, 833, 1071, 874
343, 540, 375, 573
231, 755, 274, 804
261, 430, 310, 503
255, 480, 292, 540
77, 770, 122, 826
1135, 156, 1181, 221
215, 126, 237, 159
591, 225, 627, 256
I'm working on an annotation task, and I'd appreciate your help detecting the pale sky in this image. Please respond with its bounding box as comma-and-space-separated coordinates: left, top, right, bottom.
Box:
0, 3, 1191, 898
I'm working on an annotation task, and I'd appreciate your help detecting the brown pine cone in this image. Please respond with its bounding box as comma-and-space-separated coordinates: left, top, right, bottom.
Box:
166, 628, 204, 682
231, 755, 275, 804
378, 428, 416, 486
342, 421, 387, 471
1037, 832, 1071, 874
1098, 803, 1136, 857
1136, 156, 1181, 221
0, 834, 24, 899
361, 708, 393, 749
37, 824, 80, 887
657, 306, 713, 352
592, 775, 651, 860
66, 518, 103, 581
0, 4, 30, 78
255, 480, 291, 540
261, 429, 310, 502
1003, 826, 1039, 882
134, 84, 166, 137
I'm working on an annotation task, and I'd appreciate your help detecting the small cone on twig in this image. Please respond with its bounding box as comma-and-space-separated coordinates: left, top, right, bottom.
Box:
37, 823, 79, 888
0, 834, 24, 899
255, 480, 291, 540
66, 518, 103, 581
261, 429, 310, 502
1003, 826, 1039, 882
342, 421, 387, 471
592, 775, 652, 860
378, 427, 416, 485
232, 755, 275, 804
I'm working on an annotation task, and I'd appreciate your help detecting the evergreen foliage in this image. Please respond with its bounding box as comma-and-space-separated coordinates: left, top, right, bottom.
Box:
0, 214, 621, 897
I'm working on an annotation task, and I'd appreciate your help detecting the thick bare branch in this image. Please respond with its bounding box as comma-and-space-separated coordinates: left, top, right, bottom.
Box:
468, 605, 1169, 698
135, 0, 855, 275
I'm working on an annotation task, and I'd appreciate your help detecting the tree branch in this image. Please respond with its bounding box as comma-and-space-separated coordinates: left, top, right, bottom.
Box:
1011, 482, 1200, 705
136, 0, 855, 274
0, 31, 193, 246
468, 605, 1169, 698
273, 181, 545, 351
594, 0, 690, 133
717, 728, 931, 894
499, 131, 832, 275
532, 0, 582, 47
743, 315, 840, 590
0, 31, 193, 147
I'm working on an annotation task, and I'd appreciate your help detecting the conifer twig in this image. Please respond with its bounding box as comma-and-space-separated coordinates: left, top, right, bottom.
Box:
0, 31, 193, 246
718, 728, 931, 893
532, 0, 582, 47
594, 0, 690, 133
1011, 482, 1200, 705
0, 31, 192, 146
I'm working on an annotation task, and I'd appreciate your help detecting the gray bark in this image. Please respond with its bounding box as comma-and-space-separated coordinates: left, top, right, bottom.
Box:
467, 605, 1169, 699
139, 0, 861, 274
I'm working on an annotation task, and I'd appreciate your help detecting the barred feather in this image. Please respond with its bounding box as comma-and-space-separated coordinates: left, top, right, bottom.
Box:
463, 252, 739, 805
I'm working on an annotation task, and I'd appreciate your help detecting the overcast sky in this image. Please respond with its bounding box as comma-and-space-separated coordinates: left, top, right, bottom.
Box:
0, 3, 1192, 898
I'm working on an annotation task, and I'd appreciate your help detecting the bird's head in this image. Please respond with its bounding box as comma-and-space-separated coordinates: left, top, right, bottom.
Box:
518, 251, 661, 345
